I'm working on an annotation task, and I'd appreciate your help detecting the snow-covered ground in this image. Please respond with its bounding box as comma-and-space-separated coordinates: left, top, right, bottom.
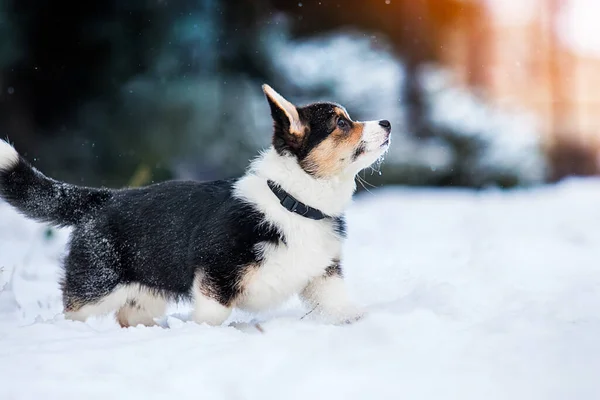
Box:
1, 180, 600, 400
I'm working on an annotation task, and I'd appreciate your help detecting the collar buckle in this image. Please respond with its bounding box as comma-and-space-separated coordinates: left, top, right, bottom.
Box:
267, 179, 329, 221
281, 195, 300, 212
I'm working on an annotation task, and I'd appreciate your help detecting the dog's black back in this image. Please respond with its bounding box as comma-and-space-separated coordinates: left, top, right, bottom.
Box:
60, 179, 283, 308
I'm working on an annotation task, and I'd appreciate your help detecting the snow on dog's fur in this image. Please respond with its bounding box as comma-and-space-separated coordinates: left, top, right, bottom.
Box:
0, 84, 391, 327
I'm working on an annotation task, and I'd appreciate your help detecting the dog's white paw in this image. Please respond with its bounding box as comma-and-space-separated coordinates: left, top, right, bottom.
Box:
318, 305, 368, 325
337, 307, 368, 325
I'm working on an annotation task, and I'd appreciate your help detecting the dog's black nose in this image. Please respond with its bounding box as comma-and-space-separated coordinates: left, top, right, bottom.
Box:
379, 120, 391, 130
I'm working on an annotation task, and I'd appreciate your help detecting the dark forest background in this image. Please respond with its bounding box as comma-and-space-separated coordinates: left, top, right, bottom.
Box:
0, 0, 549, 189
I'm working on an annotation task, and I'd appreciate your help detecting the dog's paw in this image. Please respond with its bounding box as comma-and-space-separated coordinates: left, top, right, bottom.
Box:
303, 303, 368, 325
328, 305, 368, 325
339, 312, 367, 325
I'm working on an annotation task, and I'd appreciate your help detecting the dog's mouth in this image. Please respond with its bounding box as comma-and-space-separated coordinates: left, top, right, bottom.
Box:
351, 143, 367, 161
353, 138, 390, 161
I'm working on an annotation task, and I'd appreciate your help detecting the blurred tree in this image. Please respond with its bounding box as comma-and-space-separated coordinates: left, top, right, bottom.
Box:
0, 0, 543, 189
1, 0, 175, 183
269, 0, 479, 139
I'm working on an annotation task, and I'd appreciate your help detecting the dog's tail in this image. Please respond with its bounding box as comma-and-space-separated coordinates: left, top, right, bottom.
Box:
0, 139, 112, 227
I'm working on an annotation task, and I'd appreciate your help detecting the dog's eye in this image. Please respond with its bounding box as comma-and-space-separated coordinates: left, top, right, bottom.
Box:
337, 118, 349, 130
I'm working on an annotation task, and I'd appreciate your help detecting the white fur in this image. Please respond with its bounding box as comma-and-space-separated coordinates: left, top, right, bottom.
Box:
65, 284, 167, 327
116, 302, 166, 327
232, 116, 390, 318
242, 148, 357, 217
233, 147, 356, 313
352, 120, 390, 173
0, 139, 19, 171
301, 274, 366, 324
192, 295, 232, 326
192, 273, 232, 326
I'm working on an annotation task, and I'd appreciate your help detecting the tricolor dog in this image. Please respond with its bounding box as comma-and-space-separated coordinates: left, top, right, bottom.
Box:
0, 85, 391, 327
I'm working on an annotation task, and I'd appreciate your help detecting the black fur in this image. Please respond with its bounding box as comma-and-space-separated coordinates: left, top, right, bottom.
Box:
333, 216, 347, 238
267, 97, 341, 162
60, 179, 285, 308
0, 157, 112, 227
0, 158, 285, 309
351, 142, 366, 162
296, 103, 340, 158
324, 259, 343, 278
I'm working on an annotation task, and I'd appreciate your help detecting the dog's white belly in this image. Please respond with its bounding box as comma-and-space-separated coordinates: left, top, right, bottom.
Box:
237, 223, 341, 312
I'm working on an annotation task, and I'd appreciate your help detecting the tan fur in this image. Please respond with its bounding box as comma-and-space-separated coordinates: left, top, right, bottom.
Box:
234, 262, 261, 302
115, 290, 167, 328
116, 301, 165, 328
63, 299, 84, 313
335, 106, 351, 121
301, 110, 365, 178
64, 284, 167, 327
116, 306, 135, 328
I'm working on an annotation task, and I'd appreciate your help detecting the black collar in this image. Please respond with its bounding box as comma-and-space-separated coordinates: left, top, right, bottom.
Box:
267, 180, 330, 220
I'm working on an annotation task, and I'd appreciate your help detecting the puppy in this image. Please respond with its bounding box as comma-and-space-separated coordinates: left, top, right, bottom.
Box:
0, 84, 391, 327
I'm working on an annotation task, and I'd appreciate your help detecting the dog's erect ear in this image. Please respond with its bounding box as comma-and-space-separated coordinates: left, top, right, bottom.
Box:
262, 84, 305, 150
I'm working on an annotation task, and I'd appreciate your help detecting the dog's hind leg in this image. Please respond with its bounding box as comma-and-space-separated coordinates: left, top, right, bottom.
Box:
64, 287, 128, 323
61, 225, 125, 323
62, 275, 125, 323
116, 290, 168, 328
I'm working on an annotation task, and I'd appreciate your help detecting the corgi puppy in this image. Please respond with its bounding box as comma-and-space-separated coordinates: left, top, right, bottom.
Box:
0, 84, 391, 327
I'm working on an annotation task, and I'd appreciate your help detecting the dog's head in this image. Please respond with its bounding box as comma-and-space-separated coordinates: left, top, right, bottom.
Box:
263, 84, 391, 178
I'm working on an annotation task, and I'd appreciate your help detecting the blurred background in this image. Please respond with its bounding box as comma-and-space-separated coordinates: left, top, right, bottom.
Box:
0, 0, 597, 190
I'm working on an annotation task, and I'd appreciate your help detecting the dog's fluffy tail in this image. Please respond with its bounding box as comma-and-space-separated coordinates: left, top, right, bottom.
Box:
0, 139, 112, 227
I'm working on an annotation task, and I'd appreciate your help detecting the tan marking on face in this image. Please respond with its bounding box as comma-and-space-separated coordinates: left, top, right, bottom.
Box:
301, 109, 365, 177
335, 106, 351, 121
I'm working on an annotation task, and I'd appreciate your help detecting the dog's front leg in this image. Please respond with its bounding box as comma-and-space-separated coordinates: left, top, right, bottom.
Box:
300, 260, 366, 324
192, 273, 232, 326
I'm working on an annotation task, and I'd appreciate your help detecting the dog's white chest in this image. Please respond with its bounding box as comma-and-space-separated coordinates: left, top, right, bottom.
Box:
237, 218, 341, 312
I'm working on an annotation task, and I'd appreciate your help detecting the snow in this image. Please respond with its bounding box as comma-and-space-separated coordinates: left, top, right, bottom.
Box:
2, 180, 600, 399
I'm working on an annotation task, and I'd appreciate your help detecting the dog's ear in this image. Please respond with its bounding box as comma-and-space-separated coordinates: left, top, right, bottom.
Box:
262, 84, 305, 150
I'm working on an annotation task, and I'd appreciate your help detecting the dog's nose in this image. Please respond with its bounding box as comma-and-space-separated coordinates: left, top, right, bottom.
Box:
379, 120, 391, 130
